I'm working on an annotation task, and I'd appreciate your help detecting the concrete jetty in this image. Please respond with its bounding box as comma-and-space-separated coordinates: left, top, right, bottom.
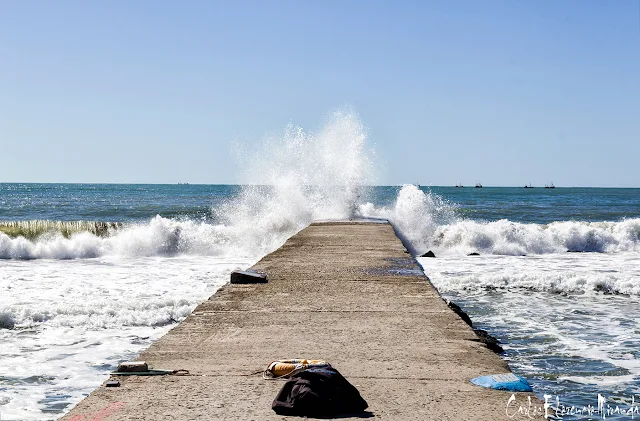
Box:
62, 221, 544, 420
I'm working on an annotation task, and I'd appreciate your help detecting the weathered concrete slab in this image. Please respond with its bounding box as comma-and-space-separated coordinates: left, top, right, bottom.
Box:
62, 221, 545, 420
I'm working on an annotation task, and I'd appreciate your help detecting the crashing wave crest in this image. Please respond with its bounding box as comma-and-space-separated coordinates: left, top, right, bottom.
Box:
359, 184, 640, 256
0, 110, 374, 260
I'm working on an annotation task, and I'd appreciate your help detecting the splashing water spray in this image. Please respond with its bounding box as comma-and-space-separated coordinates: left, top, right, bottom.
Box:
0, 109, 460, 259
213, 109, 377, 256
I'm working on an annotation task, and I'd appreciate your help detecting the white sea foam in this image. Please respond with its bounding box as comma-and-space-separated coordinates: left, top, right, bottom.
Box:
429, 218, 640, 256
359, 184, 640, 256
0, 257, 251, 330
421, 253, 640, 396
420, 252, 640, 296
0, 217, 228, 260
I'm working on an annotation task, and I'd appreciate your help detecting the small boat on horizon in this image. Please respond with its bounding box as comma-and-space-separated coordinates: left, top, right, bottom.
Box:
545, 183, 555, 189
524, 184, 534, 188
475, 183, 483, 188
455, 183, 464, 188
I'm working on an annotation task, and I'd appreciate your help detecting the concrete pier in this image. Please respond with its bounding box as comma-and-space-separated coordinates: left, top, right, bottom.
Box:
62, 221, 544, 420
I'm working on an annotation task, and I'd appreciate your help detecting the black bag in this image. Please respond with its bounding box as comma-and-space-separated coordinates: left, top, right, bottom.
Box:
272, 367, 368, 416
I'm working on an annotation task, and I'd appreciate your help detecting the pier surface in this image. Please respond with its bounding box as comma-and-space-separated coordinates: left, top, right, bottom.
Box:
62, 221, 542, 420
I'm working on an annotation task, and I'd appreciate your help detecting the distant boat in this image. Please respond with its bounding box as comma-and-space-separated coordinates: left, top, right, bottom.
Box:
475, 183, 483, 188
524, 184, 534, 188
455, 183, 464, 188
545, 183, 555, 189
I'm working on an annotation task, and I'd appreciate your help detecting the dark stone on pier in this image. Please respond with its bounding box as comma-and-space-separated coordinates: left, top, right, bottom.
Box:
420, 250, 436, 258
473, 329, 504, 354
230, 270, 268, 284
445, 299, 473, 327
468, 252, 480, 256
0, 313, 15, 330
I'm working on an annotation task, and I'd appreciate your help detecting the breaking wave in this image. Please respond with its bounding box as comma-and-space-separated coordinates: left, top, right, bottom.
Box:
0, 110, 374, 260
428, 218, 640, 255
1, 112, 638, 260
0, 220, 121, 239
358, 184, 457, 254
3, 184, 640, 259
359, 184, 640, 256
0, 216, 236, 259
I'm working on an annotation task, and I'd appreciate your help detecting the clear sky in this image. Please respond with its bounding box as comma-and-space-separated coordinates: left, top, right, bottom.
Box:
1, 0, 638, 186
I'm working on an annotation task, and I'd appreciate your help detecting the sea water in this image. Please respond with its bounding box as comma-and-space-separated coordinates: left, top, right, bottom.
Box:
1, 112, 639, 420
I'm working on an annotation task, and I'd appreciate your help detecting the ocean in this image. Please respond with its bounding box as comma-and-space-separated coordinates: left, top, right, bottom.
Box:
1, 115, 639, 420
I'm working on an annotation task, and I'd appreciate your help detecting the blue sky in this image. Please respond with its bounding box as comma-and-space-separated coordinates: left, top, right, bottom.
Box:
1, 0, 638, 186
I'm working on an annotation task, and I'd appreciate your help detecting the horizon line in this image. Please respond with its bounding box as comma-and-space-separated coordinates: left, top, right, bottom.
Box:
1, 181, 639, 189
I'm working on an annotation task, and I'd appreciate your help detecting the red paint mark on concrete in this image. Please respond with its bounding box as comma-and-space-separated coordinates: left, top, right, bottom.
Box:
67, 401, 126, 421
